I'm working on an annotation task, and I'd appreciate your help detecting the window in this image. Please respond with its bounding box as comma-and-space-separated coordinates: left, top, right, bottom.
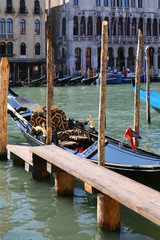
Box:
73, 16, 78, 35
0, 42, 6, 55
117, 0, 122, 7
96, 0, 101, 6
125, 18, 130, 36
97, 17, 102, 35
104, 0, 108, 6
73, 0, 78, 5
7, 42, 13, 55
7, 19, 13, 33
111, 0, 115, 7
35, 42, 40, 55
80, 16, 85, 35
20, 42, 26, 55
0, 19, 5, 34
35, 20, 40, 35
20, 0, 26, 13
132, 18, 136, 35
86, 48, 91, 70
62, 18, 66, 36
62, 48, 65, 59
20, 19, 26, 34
131, 0, 135, 7
118, 17, 123, 35
125, 0, 129, 7
75, 48, 81, 71
153, 19, 157, 36
34, 0, 40, 14
87, 17, 93, 35
147, 18, 151, 36
138, 0, 142, 8
159, 0, 160, 9
6, 0, 13, 13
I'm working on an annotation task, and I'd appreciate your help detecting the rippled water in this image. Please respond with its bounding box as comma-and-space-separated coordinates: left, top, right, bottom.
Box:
1, 83, 160, 239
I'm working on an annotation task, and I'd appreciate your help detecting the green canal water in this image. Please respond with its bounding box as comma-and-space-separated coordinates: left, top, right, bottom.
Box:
1, 83, 160, 239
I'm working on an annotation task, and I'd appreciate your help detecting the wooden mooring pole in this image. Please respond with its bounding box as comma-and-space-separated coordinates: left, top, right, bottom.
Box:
145, 46, 151, 123
0, 58, 9, 159
134, 29, 143, 147
97, 21, 120, 231
46, 30, 53, 145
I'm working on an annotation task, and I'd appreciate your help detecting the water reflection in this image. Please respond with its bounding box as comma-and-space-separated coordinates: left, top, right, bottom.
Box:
2, 84, 160, 239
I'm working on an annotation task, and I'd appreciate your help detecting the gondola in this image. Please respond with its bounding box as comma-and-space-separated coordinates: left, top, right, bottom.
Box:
132, 79, 160, 112
69, 75, 84, 86
81, 75, 99, 85
7, 88, 160, 184
54, 75, 72, 86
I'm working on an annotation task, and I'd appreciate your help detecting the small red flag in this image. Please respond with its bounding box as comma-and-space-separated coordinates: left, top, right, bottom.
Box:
124, 126, 136, 151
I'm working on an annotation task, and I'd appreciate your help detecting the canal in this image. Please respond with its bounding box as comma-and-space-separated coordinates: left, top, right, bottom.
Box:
1, 83, 160, 239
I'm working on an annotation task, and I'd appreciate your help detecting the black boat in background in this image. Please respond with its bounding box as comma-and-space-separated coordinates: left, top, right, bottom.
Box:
69, 75, 84, 86
81, 75, 99, 85
7, 88, 160, 187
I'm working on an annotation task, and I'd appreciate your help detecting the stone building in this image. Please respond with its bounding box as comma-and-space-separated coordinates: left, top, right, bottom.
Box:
0, 0, 46, 84
46, 0, 160, 77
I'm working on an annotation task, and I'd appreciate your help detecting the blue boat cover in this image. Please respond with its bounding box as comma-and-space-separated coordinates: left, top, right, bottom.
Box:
132, 86, 160, 110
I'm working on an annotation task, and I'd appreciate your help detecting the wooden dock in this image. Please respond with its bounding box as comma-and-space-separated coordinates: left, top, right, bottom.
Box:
7, 143, 160, 228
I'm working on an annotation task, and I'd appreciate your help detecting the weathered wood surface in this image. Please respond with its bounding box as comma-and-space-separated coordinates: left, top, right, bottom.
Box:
98, 21, 108, 167
29, 144, 160, 226
134, 29, 143, 147
0, 58, 9, 158
7, 144, 160, 226
7, 144, 33, 166
145, 46, 151, 123
46, 30, 53, 145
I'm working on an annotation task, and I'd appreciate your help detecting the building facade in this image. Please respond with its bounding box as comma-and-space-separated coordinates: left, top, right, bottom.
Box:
46, 0, 160, 76
0, 0, 46, 84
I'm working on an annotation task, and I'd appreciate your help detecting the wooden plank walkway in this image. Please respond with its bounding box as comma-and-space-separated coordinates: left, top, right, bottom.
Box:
7, 144, 160, 227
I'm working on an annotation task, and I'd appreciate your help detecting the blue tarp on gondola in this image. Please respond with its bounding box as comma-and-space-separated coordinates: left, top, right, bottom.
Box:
132, 86, 160, 110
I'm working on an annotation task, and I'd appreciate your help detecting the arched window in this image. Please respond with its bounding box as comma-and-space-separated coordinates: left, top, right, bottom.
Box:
104, 17, 109, 35
7, 42, 13, 55
75, 48, 81, 71
0, 42, 6, 55
138, 18, 143, 32
87, 16, 93, 35
20, 0, 26, 14
96, 0, 101, 6
125, 0, 129, 7
35, 42, 40, 55
111, 0, 115, 7
20, 19, 26, 34
20, 42, 26, 55
147, 18, 151, 36
73, 0, 78, 5
7, 19, 13, 33
34, 0, 40, 14
73, 16, 78, 35
86, 47, 91, 70
153, 19, 157, 36
118, 17, 123, 35
0, 19, 5, 34
149, 47, 154, 67
62, 18, 66, 36
117, 0, 122, 7
131, 0, 135, 7
80, 16, 85, 35
62, 48, 65, 59
125, 17, 130, 36
35, 20, 40, 35
111, 17, 116, 35
97, 17, 102, 35
104, 0, 108, 6
132, 18, 136, 35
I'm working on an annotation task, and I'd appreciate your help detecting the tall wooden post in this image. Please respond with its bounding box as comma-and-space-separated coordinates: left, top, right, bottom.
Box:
0, 58, 9, 159
46, 30, 53, 145
145, 46, 151, 123
134, 29, 143, 147
97, 21, 120, 231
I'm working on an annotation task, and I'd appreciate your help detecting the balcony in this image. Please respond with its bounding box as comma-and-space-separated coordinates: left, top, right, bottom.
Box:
18, 8, 28, 14
33, 8, 42, 15
5, 7, 15, 14
0, 33, 15, 40
57, 36, 67, 44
